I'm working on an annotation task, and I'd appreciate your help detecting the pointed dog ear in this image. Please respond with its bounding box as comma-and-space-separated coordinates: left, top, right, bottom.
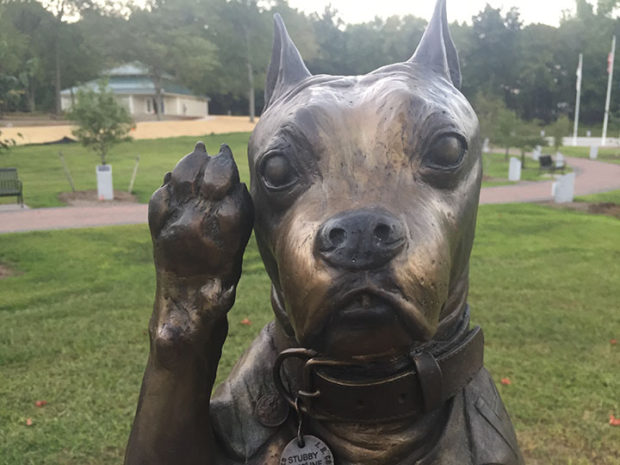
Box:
264, 14, 312, 110
409, 0, 461, 89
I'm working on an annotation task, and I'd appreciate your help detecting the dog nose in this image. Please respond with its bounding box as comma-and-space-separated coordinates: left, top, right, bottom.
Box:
315, 209, 406, 270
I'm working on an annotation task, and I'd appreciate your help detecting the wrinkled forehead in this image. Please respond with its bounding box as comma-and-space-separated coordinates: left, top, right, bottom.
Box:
249, 64, 477, 163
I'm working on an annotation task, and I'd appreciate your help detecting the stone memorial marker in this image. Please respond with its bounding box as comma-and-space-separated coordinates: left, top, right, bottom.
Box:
96, 165, 113, 200
555, 153, 565, 169
508, 157, 522, 181
553, 172, 576, 203
589, 146, 599, 159
482, 137, 490, 153
532, 146, 541, 161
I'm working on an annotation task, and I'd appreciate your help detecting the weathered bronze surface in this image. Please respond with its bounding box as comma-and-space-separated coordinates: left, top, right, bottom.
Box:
125, 1, 524, 464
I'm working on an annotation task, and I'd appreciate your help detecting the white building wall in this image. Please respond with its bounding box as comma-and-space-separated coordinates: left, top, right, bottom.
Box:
173, 95, 209, 117
162, 96, 176, 116
61, 92, 207, 117
132, 95, 152, 116
61, 95, 73, 112
115, 95, 132, 113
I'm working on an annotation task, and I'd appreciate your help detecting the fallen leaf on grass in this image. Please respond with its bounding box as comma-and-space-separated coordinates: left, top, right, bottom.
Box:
500, 378, 511, 385
35, 400, 48, 407
26, 418, 33, 426
610, 414, 620, 426
240, 318, 252, 326
611, 339, 618, 345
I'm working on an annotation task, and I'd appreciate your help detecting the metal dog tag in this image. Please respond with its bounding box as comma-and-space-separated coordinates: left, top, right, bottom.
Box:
280, 435, 334, 465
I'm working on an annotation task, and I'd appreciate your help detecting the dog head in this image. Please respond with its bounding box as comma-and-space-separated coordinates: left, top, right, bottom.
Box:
248, 0, 481, 358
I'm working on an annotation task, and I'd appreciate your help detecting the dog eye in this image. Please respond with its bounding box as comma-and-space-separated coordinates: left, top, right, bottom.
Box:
260, 153, 298, 190
424, 135, 466, 169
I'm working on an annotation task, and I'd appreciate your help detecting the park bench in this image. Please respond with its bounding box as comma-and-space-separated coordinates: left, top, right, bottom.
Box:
0, 168, 24, 207
539, 154, 566, 174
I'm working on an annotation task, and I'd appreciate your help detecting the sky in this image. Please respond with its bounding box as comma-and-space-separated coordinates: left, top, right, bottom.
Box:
286, 0, 579, 27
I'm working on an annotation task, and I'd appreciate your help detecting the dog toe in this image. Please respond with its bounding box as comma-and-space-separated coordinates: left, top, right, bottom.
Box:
200, 144, 240, 201
148, 186, 171, 238
170, 143, 210, 197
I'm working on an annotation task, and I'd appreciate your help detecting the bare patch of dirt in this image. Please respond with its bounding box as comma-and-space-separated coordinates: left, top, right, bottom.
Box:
588, 202, 620, 218
482, 175, 503, 182
58, 190, 138, 206
0, 263, 19, 280
543, 201, 620, 219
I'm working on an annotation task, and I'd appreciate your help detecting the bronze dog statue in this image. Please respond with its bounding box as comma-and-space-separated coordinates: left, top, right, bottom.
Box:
125, 1, 524, 464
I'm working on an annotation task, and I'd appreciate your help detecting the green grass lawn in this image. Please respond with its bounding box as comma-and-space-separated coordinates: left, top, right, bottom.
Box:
482, 152, 565, 187
1, 204, 618, 464
0, 133, 253, 208
560, 146, 620, 165
576, 189, 620, 204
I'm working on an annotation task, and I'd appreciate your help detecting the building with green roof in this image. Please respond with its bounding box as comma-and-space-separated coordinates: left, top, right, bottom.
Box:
61, 62, 209, 119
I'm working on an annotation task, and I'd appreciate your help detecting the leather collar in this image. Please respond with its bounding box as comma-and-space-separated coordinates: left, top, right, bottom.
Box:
274, 308, 484, 423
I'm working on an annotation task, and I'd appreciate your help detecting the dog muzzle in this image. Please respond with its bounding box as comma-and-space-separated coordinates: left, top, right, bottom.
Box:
273, 308, 484, 423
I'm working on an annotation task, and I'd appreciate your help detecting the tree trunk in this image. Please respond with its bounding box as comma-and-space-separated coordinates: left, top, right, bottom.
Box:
54, 6, 64, 116
247, 61, 255, 123
55, 35, 62, 115
153, 73, 163, 122
28, 85, 36, 113
245, 29, 255, 123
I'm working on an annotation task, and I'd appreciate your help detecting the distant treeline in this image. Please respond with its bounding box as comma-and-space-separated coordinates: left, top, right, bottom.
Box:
1, 0, 619, 124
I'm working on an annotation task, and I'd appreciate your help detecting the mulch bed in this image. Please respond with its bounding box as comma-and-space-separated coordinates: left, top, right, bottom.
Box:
482, 175, 506, 183
0, 263, 19, 280
543, 201, 620, 220
58, 190, 138, 206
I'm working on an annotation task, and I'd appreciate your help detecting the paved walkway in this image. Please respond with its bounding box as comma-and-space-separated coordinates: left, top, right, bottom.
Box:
479, 156, 620, 204
1, 156, 619, 234
0, 203, 148, 234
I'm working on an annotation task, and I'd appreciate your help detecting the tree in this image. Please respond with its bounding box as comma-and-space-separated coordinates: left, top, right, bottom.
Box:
495, 108, 520, 159
209, 0, 271, 120
67, 80, 133, 165
119, 3, 219, 120
549, 115, 571, 153
2, 1, 102, 113
0, 5, 27, 114
512, 119, 546, 168
473, 93, 518, 157
598, 0, 620, 15
340, 15, 426, 75
40, 0, 96, 114
307, 6, 345, 75
460, 6, 522, 104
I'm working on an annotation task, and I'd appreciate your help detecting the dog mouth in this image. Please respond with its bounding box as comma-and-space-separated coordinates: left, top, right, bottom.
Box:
315, 286, 435, 358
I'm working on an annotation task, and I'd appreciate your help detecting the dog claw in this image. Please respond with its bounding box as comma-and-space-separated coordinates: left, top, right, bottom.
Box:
162, 171, 172, 186
194, 141, 207, 153
170, 147, 209, 197
148, 186, 171, 238
201, 145, 240, 201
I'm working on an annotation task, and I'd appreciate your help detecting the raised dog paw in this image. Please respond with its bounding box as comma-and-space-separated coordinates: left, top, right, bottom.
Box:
149, 142, 254, 306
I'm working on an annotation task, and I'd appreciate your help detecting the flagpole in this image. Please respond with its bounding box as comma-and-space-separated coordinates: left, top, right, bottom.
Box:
602, 36, 616, 146
573, 53, 583, 146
